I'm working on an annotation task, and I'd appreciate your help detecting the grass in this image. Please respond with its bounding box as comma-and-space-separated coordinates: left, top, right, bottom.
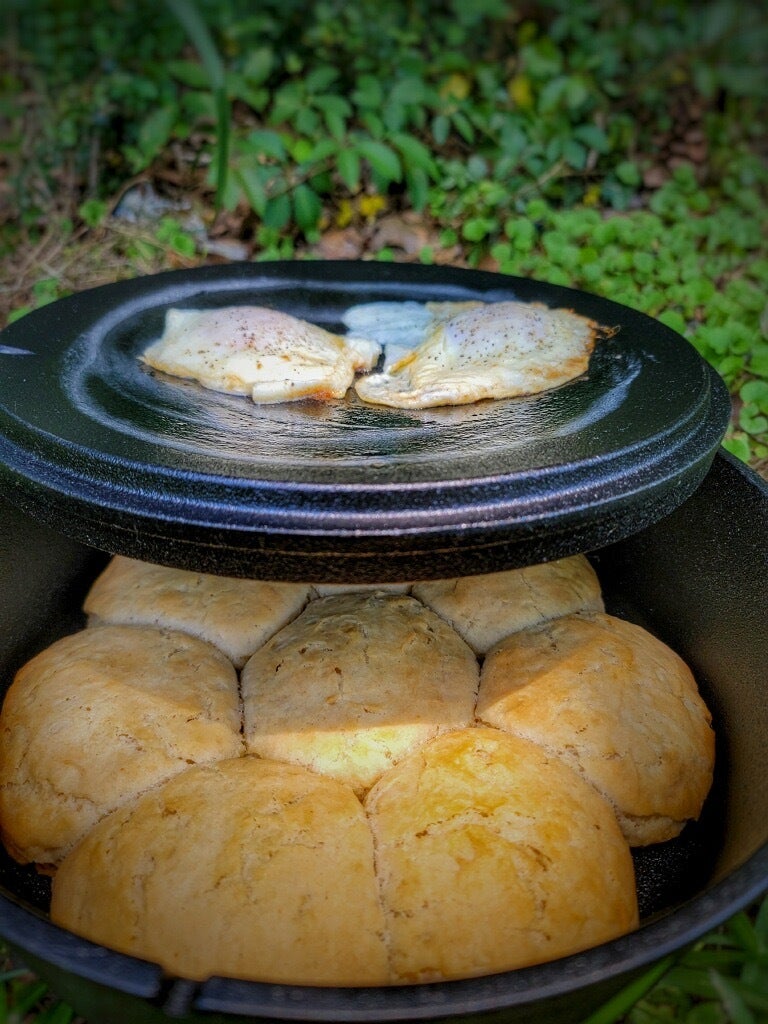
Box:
582, 900, 768, 1024
0, 957, 76, 1024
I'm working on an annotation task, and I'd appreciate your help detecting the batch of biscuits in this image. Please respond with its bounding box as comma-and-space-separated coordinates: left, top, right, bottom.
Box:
0, 550, 714, 986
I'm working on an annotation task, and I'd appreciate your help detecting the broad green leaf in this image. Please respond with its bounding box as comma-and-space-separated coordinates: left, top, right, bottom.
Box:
405, 166, 429, 211
337, 148, 361, 191
565, 75, 590, 110
295, 105, 320, 136
323, 109, 347, 142
739, 409, 768, 435
135, 103, 177, 167
263, 193, 291, 230
701, 0, 737, 44
740, 380, 768, 413
723, 434, 753, 462
181, 89, 217, 120
351, 74, 384, 109
307, 138, 338, 164
452, 110, 475, 143
659, 309, 688, 333
242, 129, 286, 161
462, 217, 495, 242
167, 59, 209, 88
293, 184, 323, 233
235, 164, 268, 216
574, 122, 610, 152
242, 47, 273, 86
615, 160, 641, 187
356, 140, 402, 183
563, 138, 587, 169
539, 77, 568, 113
467, 154, 488, 180
432, 113, 450, 145
269, 83, 305, 122
392, 133, 437, 176
305, 64, 338, 93
382, 100, 407, 133
360, 110, 385, 139
290, 137, 315, 163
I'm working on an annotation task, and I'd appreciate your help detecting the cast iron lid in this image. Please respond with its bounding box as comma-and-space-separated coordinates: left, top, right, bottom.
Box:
0, 261, 731, 581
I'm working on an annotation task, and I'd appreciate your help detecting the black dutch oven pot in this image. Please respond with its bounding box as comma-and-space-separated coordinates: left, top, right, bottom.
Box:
0, 263, 766, 1024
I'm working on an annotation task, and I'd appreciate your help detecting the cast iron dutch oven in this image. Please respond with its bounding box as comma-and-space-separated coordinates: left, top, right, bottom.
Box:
0, 263, 766, 1024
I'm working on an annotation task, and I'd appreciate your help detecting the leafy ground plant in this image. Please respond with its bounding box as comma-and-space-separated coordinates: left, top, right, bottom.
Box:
0, 957, 75, 1024
581, 896, 768, 1024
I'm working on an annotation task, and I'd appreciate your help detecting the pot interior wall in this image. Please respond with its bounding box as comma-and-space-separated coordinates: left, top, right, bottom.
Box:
0, 450, 766, 1023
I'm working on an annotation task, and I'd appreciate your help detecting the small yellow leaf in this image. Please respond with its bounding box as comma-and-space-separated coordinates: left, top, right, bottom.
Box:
357, 193, 387, 222
507, 74, 533, 110
439, 73, 471, 102
583, 184, 601, 207
335, 198, 354, 228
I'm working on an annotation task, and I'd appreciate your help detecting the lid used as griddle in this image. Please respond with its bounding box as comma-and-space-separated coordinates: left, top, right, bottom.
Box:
0, 261, 731, 582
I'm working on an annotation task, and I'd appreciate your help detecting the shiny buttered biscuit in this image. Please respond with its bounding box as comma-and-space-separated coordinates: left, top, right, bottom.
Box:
0, 625, 242, 866
242, 593, 478, 795
83, 556, 311, 669
365, 727, 638, 982
51, 757, 390, 985
477, 613, 715, 845
411, 555, 604, 655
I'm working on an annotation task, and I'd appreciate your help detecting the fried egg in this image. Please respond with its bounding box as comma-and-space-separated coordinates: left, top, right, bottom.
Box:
141, 306, 381, 404
350, 300, 605, 409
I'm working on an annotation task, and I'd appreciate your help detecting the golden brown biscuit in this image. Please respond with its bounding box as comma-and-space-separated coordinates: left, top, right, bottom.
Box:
411, 555, 604, 655
83, 556, 311, 668
365, 727, 638, 983
242, 593, 478, 795
51, 757, 390, 985
0, 625, 242, 866
477, 613, 715, 845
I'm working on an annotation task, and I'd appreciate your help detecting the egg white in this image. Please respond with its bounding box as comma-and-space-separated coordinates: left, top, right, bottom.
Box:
343, 300, 482, 371
141, 306, 381, 404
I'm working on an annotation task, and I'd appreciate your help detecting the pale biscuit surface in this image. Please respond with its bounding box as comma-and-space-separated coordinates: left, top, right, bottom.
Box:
412, 555, 604, 654
242, 593, 478, 795
51, 757, 390, 985
84, 555, 310, 668
477, 612, 715, 845
365, 727, 638, 982
0, 625, 242, 865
